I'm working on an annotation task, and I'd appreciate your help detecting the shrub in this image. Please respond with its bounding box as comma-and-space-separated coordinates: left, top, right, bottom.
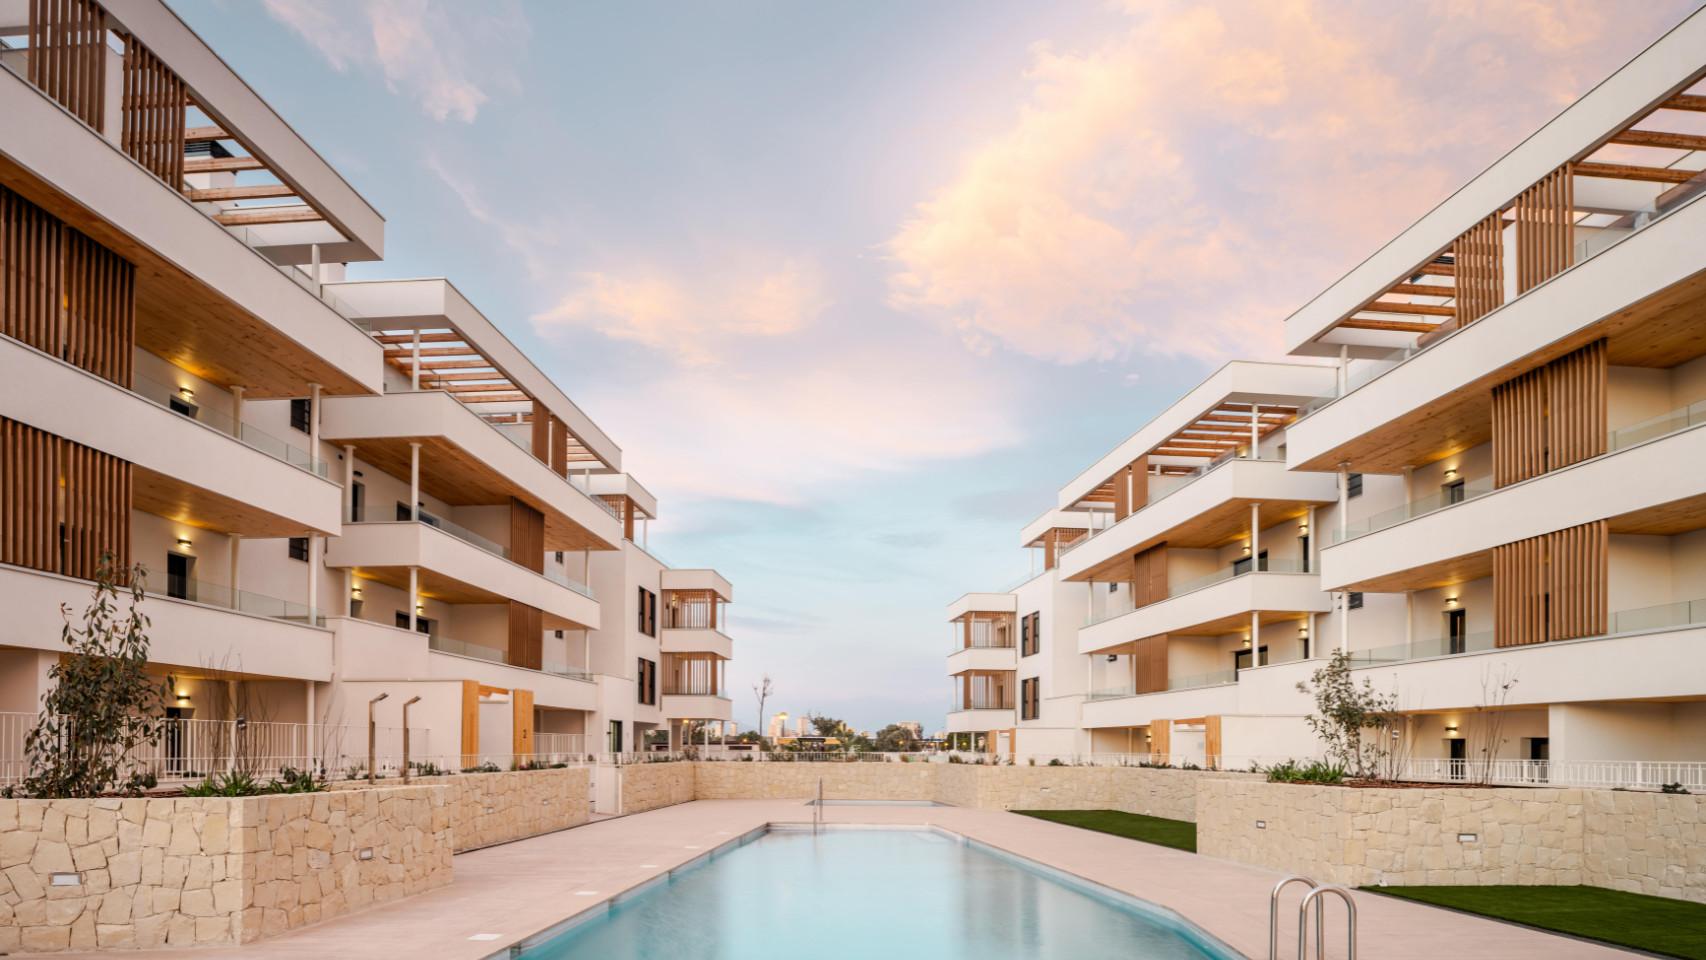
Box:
1266, 759, 1347, 785
1047, 758, 1066, 767
271, 766, 326, 793
1661, 782, 1690, 795
461, 761, 501, 774
410, 760, 447, 777
1296, 650, 1399, 779
183, 771, 263, 797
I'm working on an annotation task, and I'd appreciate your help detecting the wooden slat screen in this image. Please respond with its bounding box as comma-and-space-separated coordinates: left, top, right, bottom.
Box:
508, 496, 544, 573
1493, 520, 1606, 647
550, 416, 568, 478
1, 418, 131, 579
62, 229, 134, 387
119, 33, 187, 188
1491, 339, 1606, 487
529, 400, 549, 463
2, 185, 135, 388
510, 688, 533, 756
506, 601, 542, 670
1132, 634, 1168, 695
1515, 163, 1574, 294
1148, 719, 1170, 760
1128, 543, 1169, 608
1452, 211, 1505, 328
27, 0, 109, 130
1204, 715, 1222, 763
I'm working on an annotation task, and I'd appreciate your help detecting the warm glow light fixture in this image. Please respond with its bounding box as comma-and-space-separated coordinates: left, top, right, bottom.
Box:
1444, 467, 1458, 479
1446, 596, 1459, 607
177, 386, 194, 400
175, 537, 192, 548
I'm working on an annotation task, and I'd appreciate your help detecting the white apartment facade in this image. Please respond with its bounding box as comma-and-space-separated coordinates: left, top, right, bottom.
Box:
946, 10, 1706, 785
0, 0, 733, 781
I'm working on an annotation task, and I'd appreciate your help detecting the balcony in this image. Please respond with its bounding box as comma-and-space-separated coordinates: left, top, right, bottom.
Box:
0, 564, 332, 682
945, 706, 1016, 733
1078, 564, 1330, 655
947, 642, 1016, 675
1057, 458, 1338, 583
320, 390, 623, 552
0, 56, 383, 400
1079, 682, 1240, 731
3, 336, 342, 537
1320, 422, 1706, 592
331, 617, 598, 710
326, 521, 600, 629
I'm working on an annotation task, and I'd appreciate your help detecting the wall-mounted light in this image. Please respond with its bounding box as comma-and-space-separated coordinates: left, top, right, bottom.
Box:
1444, 467, 1458, 480
1241, 637, 1252, 649
350, 586, 363, 599
415, 603, 425, 614
175, 537, 192, 549
1298, 522, 1309, 534
175, 689, 191, 704
1242, 544, 1252, 555
1444, 722, 1459, 734
1445, 596, 1459, 608
1298, 624, 1309, 637
177, 386, 195, 401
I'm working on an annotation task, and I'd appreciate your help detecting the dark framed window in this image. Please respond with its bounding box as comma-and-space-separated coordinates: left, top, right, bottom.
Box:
1443, 478, 1466, 504
166, 553, 192, 600
289, 398, 312, 434
1299, 534, 1311, 573
608, 720, 624, 754
1347, 591, 1364, 610
1446, 608, 1468, 654
1232, 549, 1269, 576
1020, 611, 1040, 656
287, 537, 309, 562
1020, 677, 1040, 720
1346, 472, 1363, 498
637, 587, 658, 637
349, 481, 365, 523
395, 611, 432, 635
636, 657, 657, 705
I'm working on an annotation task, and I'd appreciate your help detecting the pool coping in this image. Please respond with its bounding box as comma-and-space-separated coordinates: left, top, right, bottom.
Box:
479, 822, 1246, 960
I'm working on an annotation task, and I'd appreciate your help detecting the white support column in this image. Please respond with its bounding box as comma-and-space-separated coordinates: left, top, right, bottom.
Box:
410, 331, 421, 391
1308, 611, 1318, 659
307, 535, 319, 624
343, 444, 357, 521
1249, 502, 1261, 567
228, 535, 241, 609
1405, 591, 1415, 653
230, 386, 244, 438
308, 382, 322, 455
1336, 463, 1350, 655
409, 442, 421, 521
1251, 611, 1261, 666
1305, 506, 1317, 573
1249, 404, 1259, 456
310, 243, 322, 295
408, 566, 419, 633
344, 569, 355, 616
1337, 344, 1349, 396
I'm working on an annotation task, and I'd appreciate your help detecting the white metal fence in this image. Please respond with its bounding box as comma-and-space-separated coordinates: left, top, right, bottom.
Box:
1392, 758, 1706, 792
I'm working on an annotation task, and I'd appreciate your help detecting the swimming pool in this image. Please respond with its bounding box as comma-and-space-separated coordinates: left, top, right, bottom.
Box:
507, 827, 1238, 959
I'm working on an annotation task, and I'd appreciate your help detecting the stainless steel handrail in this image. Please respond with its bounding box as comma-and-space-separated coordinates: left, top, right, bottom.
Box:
1270, 875, 1323, 960
1298, 885, 1357, 960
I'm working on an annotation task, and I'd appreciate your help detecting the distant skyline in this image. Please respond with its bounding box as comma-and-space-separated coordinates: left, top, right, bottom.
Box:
174, 0, 1696, 729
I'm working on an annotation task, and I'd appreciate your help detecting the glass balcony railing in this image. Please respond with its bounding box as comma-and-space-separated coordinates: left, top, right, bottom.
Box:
948, 636, 1017, 656
411, 514, 509, 559
1085, 558, 1309, 627
130, 370, 328, 477
542, 563, 596, 600
1329, 398, 1705, 548
149, 576, 323, 627
1086, 667, 1241, 702
1347, 597, 1705, 668
428, 634, 597, 683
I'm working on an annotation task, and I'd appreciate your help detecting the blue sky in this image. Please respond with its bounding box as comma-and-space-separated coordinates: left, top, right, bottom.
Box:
176, 0, 1695, 732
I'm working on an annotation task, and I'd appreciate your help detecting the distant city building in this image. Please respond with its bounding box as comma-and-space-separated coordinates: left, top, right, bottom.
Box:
793, 716, 810, 737
767, 712, 789, 740
898, 721, 923, 739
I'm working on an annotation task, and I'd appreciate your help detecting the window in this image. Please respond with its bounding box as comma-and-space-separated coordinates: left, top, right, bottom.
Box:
394, 611, 433, 635
1299, 534, 1311, 573
168, 394, 197, 419
1233, 647, 1268, 673
166, 553, 192, 600
287, 537, 309, 562
1020, 677, 1040, 720
289, 398, 312, 434
1443, 478, 1466, 505
349, 481, 365, 523
637, 587, 658, 637
554, 551, 565, 564
636, 657, 657, 705
608, 720, 624, 754
1347, 591, 1364, 610
1232, 549, 1268, 576
1446, 608, 1467, 654
554, 629, 565, 639
1346, 472, 1363, 498
1020, 611, 1041, 656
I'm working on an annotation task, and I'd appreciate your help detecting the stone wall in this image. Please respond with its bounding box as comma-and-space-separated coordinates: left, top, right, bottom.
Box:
1197, 779, 1706, 903
333, 768, 589, 852
688, 761, 1256, 821
619, 762, 695, 815
0, 788, 450, 953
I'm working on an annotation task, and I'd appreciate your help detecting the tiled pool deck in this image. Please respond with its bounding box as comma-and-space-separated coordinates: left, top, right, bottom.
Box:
45, 800, 1638, 959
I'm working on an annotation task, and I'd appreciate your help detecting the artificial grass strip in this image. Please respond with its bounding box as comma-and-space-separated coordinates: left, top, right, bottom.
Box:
1366, 885, 1706, 959
1014, 809, 1197, 853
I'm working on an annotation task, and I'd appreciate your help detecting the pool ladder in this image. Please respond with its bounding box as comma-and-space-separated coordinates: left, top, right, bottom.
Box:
1270, 875, 1357, 960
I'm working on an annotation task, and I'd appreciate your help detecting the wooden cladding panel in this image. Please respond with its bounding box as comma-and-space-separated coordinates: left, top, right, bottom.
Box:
1204, 715, 1222, 763
0, 418, 131, 579
1, 186, 135, 387
1112, 455, 1149, 522
459, 680, 481, 766
507, 601, 543, 672
62, 230, 134, 387
27, 0, 108, 129
119, 34, 187, 188
529, 400, 549, 462
1491, 340, 1606, 487
511, 689, 534, 757
1132, 634, 1168, 695
1493, 520, 1607, 647
1452, 211, 1505, 328
508, 497, 544, 574
549, 416, 568, 478
1148, 719, 1170, 760
1129, 543, 1169, 608
1515, 163, 1574, 294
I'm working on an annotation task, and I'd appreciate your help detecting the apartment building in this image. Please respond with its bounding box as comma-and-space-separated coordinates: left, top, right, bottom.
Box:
0, 0, 732, 781
946, 10, 1706, 783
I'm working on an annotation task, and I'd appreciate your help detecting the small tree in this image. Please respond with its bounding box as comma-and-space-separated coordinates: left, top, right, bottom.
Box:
1296, 650, 1399, 779
752, 674, 773, 747
875, 724, 917, 752
22, 557, 170, 798
1465, 665, 1519, 785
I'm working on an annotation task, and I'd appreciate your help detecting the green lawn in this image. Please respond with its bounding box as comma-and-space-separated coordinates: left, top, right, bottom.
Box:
1366, 885, 1706, 959
1013, 809, 1197, 853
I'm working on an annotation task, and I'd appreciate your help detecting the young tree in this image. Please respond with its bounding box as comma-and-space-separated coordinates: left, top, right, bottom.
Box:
875, 724, 917, 752
22, 557, 170, 798
752, 674, 773, 746
1296, 650, 1400, 779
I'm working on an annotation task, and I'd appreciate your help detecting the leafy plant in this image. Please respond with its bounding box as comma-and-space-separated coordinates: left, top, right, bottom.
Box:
1296, 650, 1399, 778
1266, 759, 1347, 784
1661, 782, 1690, 795
410, 760, 447, 777
183, 771, 263, 797
461, 761, 501, 774
21, 558, 170, 799
1048, 758, 1066, 767
271, 766, 325, 793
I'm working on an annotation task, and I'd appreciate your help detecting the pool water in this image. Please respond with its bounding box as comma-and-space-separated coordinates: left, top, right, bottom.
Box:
513, 829, 1236, 959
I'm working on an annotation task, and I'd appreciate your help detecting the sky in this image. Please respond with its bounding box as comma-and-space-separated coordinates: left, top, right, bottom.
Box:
175, 0, 1698, 733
